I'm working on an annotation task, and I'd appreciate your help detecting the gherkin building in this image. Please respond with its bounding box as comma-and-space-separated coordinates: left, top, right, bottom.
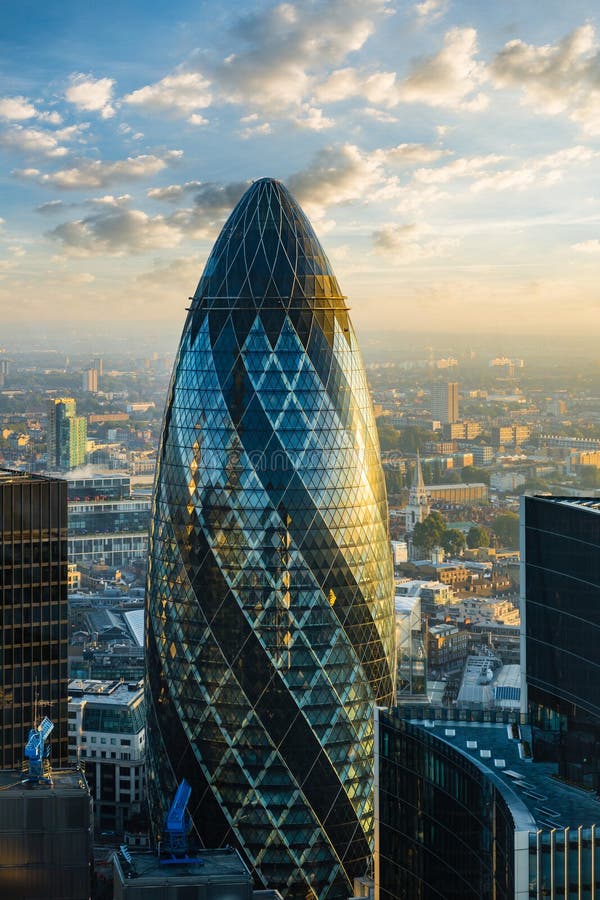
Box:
145, 178, 395, 899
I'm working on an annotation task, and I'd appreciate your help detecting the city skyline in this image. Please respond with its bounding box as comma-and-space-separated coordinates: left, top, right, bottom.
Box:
1, 1, 600, 335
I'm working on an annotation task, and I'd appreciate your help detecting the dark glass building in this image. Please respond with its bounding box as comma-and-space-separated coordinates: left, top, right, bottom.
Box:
0, 469, 69, 768
522, 495, 600, 791
145, 178, 395, 898
376, 707, 600, 899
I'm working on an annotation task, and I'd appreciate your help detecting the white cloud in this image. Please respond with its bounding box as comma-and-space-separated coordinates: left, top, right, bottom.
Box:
572, 239, 600, 254
291, 105, 333, 131
314, 27, 487, 112
375, 143, 451, 166
36, 200, 66, 214
372, 222, 458, 262
287, 143, 384, 217
213, 0, 389, 113
89, 194, 132, 208
123, 72, 212, 122
470, 146, 597, 193
240, 122, 273, 139
48, 207, 183, 255
66, 74, 115, 118
0, 124, 78, 158
315, 67, 397, 107
0, 96, 37, 120
413, 153, 505, 184
413, 0, 448, 21
38, 110, 63, 125
398, 27, 488, 111
147, 181, 203, 203
490, 25, 600, 135
17, 150, 183, 189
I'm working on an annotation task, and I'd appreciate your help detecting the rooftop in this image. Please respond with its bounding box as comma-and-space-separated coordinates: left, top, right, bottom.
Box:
0, 467, 60, 484
545, 496, 600, 513
411, 719, 600, 831
0, 766, 89, 796
69, 678, 143, 707
113, 846, 252, 886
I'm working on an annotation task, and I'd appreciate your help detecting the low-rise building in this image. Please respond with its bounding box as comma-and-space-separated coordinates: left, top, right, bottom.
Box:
68, 678, 145, 835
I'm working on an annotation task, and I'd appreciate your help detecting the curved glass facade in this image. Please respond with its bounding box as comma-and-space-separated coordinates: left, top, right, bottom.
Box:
145, 178, 395, 898
376, 710, 515, 900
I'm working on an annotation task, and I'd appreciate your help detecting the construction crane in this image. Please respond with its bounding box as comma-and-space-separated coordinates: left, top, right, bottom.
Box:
23, 716, 54, 785
160, 779, 203, 866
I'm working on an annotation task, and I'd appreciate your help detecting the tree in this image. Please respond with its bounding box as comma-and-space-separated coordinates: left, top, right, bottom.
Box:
441, 529, 466, 557
461, 465, 491, 486
467, 525, 491, 549
384, 466, 405, 495
492, 512, 520, 548
412, 511, 446, 554
398, 426, 432, 454
376, 419, 402, 451
578, 467, 600, 490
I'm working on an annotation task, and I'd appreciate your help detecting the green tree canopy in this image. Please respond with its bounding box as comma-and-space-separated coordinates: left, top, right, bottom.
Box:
376, 419, 402, 451
461, 465, 491, 485
492, 512, 520, 548
441, 528, 466, 557
467, 525, 491, 549
412, 511, 447, 554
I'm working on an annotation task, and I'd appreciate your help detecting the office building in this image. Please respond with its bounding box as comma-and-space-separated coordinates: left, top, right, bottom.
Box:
431, 381, 459, 424
522, 495, 600, 791
375, 495, 600, 899
0, 470, 69, 768
66, 472, 131, 501
68, 678, 145, 834
395, 594, 426, 698
92, 356, 103, 376
47, 398, 87, 470
146, 178, 395, 898
0, 764, 92, 899
375, 707, 600, 900
67, 497, 151, 566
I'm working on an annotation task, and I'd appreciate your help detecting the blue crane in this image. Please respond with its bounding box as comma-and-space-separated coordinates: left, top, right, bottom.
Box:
23, 716, 54, 784
160, 779, 203, 866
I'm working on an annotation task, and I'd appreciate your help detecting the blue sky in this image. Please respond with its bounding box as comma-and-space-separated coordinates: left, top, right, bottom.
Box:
1, 0, 600, 334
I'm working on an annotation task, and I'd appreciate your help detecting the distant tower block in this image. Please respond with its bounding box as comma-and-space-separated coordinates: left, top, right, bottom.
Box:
82, 368, 98, 393
92, 356, 103, 376
432, 381, 459, 424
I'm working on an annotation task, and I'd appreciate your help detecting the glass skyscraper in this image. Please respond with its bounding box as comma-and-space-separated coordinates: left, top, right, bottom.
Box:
145, 178, 395, 898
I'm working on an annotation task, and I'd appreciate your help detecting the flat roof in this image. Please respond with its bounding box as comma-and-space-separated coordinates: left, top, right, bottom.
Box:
114, 847, 252, 885
0, 468, 61, 484
539, 496, 600, 513
69, 679, 143, 707
410, 720, 600, 831
0, 767, 89, 796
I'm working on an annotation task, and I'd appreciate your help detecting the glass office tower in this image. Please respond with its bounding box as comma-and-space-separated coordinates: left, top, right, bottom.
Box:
522, 495, 600, 791
0, 470, 69, 768
145, 178, 395, 899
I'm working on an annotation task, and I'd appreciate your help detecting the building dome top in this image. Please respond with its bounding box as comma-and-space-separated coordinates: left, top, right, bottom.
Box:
191, 177, 344, 309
